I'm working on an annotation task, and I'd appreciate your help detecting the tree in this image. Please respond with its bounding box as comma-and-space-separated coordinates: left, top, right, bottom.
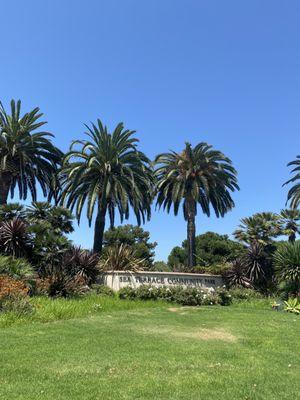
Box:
280, 209, 300, 242
103, 224, 156, 269
284, 155, 300, 209
0, 99, 62, 205
155, 142, 239, 268
61, 121, 154, 253
234, 212, 282, 246
26, 202, 74, 234
168, 232, 244, 269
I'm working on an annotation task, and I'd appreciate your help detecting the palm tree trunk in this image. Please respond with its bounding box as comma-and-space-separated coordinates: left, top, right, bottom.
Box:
93, 198, 107, 253
0, 174, 11, 205
186, 200, 196, 268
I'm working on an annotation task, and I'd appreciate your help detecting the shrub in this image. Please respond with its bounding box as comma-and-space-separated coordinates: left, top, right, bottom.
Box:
228, 286, 264, 301
99, 244, 147, 272
274, 242, 300, 296
118, 285, 232, 306
90, 284, 114, 297
0, 218, 31, 258
63, 246, 100, 285
0, 255, 34, 280
0, 275, 33, 314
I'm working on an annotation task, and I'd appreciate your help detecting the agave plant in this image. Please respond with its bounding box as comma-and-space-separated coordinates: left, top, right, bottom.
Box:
63, 246, 100, 284
224, 259, 253, 288
274, 242, 300, 293
283, 298, 300, 314
0, 218, 31, 258
99, 243, 147, 272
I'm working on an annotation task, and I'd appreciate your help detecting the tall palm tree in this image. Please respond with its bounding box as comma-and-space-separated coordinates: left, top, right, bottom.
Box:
0, 99, 62, 205
61, 120, 154, 252
155, 142, 239, 268
234, 212, 282, 246
280, 209, 300, 242
284, 155, 300, 209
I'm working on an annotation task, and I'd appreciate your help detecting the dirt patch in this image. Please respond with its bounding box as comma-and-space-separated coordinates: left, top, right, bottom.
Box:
168, 307, 181, 313
139, 325, 237, 342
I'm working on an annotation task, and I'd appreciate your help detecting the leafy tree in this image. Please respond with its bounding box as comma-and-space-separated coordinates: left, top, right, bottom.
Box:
234, 212, 282, 246
168, 232, 244, 269
61, 120, 154, 253
155, 142, 239, 268
0, 99, 62, 205
26, 202, 74, 234
280, 209, 300, 242
284, 155, 300, 209
103, 224, 156, 269
152, 261, 171, 272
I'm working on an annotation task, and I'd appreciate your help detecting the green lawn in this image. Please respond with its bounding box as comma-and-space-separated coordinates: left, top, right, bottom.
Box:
0, 296, 299, 400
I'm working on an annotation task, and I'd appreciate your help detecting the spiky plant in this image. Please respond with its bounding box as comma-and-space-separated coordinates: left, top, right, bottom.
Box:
224, 259, 253, 288
63, 246, 100, 284
155, 142, 239, 267
274, 242, 300, 293
61, 120, 154, 252
0, 99, 62, 204
284, 155, 300, 209
280, 209, 300, 242
99, 243, 147, 271
0, 218, 31, 258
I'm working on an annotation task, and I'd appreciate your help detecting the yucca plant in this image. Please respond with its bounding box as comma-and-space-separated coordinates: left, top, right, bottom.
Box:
0, 99, 62, 205
274, 242, 300, 294
0, 218, 31, 258
99, 243, 147, 272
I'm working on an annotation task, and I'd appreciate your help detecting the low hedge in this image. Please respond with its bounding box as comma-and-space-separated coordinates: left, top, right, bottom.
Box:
118, 285, 232, 306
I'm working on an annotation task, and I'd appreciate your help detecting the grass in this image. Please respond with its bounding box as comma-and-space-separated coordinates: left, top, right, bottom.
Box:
0, 295, 299, 399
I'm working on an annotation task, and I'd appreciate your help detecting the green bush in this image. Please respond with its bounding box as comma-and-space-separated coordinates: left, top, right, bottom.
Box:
118, 285, 232, 306
0, 255, 34, 280
228, 286, 264, 302
90, 284, 115, 297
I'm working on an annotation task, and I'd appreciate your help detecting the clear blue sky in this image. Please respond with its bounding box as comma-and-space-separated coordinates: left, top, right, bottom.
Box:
1, 0, 300, 260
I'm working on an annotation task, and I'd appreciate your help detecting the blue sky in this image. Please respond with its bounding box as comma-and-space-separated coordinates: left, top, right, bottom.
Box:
1, 0, 300, 260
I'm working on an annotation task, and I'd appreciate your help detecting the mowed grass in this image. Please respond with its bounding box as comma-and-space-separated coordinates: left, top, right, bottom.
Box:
0, 296, 299, 400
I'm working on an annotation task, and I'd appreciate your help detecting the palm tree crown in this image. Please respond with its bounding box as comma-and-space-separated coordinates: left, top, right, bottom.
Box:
155, 142, 239, 267
284, 155, 300, 209
0, 99, 62, 205
280, 209, 300, 242
61, 120, 154, 252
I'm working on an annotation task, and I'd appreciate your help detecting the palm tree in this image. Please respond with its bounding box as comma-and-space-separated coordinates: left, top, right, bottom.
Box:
0, 99, 62, 205
284, 155, 300, 209
280, 209, 300, 242
61, 120, 154, 252
155, 142, 239, 268
234, 212, 282, 246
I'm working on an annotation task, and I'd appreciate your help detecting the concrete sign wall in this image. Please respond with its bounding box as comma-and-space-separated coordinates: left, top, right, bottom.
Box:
101, 271, 223, 292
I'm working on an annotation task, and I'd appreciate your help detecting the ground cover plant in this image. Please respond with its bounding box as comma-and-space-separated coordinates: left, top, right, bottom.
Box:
0, 296, 299, 400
